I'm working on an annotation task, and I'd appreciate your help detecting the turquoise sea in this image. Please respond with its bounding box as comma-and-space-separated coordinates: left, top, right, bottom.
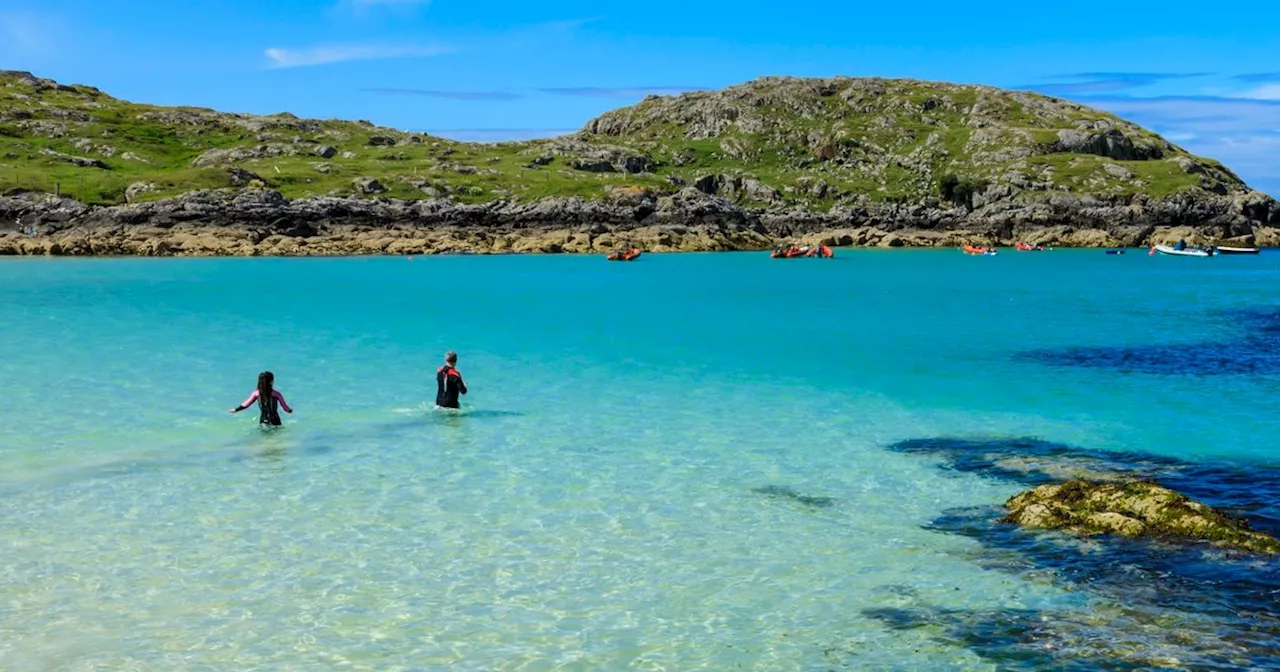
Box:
2, 250, 1279, 670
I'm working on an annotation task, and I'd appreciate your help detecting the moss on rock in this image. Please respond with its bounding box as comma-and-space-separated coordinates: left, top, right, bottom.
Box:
1003, 479, 1280, 554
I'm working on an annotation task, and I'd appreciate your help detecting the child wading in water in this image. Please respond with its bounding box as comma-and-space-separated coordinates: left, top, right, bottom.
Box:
229, 371, 293, 426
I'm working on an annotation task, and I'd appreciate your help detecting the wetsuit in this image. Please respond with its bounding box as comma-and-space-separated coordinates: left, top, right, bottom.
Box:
237, 389, 292, 426
436, 365, 467, 409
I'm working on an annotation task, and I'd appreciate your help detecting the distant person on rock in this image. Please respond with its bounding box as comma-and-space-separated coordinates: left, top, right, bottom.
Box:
229, 371, 293, 426
436, 351, 468, 410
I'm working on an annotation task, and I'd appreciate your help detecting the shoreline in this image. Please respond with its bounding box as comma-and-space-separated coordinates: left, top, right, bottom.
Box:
2, 242, 1275, 258
2, 188, 1275, 257
1, 223, 1273, 257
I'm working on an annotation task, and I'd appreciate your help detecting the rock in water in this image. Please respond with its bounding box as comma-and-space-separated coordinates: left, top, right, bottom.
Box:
1003, 479, 1280, 554
751, 485, 835, 509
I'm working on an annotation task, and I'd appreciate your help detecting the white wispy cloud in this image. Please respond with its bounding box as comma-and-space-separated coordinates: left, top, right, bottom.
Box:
1243, 84, 1280, 101
264, 43, 448, 68
1077, 94, 1280, 195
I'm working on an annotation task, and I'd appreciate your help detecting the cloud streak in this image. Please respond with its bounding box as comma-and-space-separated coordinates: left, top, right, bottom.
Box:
1023, 72, 1211, 96
541, 86, 706, 98
1243, 84, 1280, 101
264, 43, 448, 68
1234, 72, 1280, 83
361, 88, 523, 101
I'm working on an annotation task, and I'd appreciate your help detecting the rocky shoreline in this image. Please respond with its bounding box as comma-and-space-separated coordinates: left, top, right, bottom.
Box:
2, 187, 1278, 257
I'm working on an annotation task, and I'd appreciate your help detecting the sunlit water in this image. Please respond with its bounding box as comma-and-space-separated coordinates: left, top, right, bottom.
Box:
2, 251, 1278, 670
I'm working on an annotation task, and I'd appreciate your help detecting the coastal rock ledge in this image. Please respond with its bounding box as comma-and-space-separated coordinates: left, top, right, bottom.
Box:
1004, 479, 1280, 554
1, 188, 1277, 257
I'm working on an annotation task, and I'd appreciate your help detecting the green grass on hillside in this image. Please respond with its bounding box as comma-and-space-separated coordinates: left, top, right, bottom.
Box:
0, 71, 1247, 207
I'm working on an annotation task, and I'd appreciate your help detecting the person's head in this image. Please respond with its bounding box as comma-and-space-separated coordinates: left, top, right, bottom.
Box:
445, 351, 458, 367
257, 371, 274, 396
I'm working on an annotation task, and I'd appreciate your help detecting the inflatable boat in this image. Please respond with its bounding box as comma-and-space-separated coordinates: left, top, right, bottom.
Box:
607, 248, 642, 261
771, 246, 809, 259
805, 245, 834, 258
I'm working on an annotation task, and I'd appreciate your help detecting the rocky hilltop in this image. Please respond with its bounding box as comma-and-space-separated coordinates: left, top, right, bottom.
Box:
1, 71, 1276, 255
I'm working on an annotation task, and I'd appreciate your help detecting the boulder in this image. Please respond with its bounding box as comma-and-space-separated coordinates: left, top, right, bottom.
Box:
316, 145, 337, 159
551, 140, 654, 174
1003, 479, 1280, 554
1102, 163, 1133, 180
742, 178, 781, 203
124, 182, 157, 203
1052, 128, 1162, 161
353, 176, 386, 194
191, 144, 301, 167
228, 167, 265, 187
38, 148, 108, 169
571, 157, 615, 173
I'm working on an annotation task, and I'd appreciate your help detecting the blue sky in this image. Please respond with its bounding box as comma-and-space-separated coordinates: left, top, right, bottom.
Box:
2, 0, 1278, 194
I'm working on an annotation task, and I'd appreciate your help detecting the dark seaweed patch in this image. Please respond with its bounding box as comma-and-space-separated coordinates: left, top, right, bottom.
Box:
920, 505, 1280, 669
1018, 306, 1280, 375
880, 436, 1280, 669
859, 601, 1263, 671
751, 484, 835, 509
888, 436, 1280, 534
1018, 339, 1280, 375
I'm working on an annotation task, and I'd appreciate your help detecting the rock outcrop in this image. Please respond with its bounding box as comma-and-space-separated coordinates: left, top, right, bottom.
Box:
0, 185, 1275, 256
1004, 479, 1280, 554
0, 70, 1277, 255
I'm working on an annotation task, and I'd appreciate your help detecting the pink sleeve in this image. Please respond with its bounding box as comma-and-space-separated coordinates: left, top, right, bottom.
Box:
241, 390, 260, 408
274, 390, 292, 413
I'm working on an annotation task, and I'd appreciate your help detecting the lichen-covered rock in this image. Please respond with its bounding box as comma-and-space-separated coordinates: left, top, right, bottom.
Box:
1003, 479, 1280, 554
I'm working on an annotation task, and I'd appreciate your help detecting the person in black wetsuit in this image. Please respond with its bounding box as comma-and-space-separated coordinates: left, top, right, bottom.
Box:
436, 351, 468, 409
229, 371, 293, 426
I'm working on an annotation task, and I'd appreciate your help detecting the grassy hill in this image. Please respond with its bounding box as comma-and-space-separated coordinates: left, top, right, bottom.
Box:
0, 70, 1255, 209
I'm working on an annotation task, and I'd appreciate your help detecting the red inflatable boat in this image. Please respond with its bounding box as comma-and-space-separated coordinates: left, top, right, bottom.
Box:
607, 248, 642, 261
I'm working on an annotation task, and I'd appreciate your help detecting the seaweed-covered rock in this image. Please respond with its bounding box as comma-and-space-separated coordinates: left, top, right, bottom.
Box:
1004, 479, 1280, 554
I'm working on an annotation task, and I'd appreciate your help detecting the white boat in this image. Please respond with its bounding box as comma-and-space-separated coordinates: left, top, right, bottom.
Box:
1154, 244, 1211, 258
1215, 246, 1261, 255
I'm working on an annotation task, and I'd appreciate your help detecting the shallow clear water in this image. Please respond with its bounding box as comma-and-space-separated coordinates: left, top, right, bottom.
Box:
1, 251, 1278, 670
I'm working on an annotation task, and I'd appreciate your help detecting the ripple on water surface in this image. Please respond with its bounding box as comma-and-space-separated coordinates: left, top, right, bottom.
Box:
1, 253, 1279, 668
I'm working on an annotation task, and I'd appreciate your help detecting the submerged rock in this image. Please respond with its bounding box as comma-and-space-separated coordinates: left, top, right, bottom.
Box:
1004, 479, 1280, 554
751, 485, 835, 509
